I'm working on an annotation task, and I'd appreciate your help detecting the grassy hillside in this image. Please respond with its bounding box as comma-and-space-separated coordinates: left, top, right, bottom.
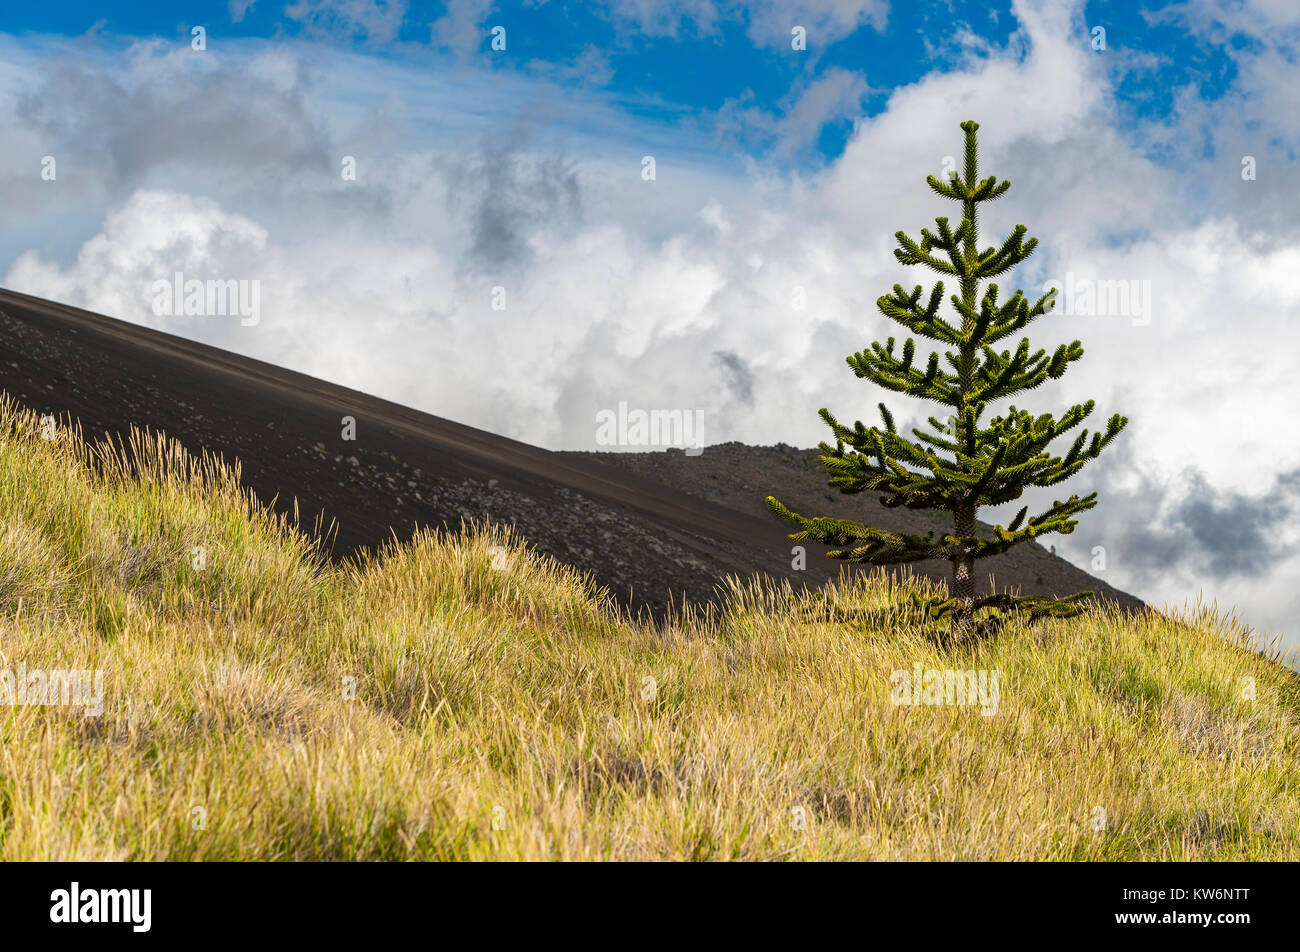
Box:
0, 397, 1297, 861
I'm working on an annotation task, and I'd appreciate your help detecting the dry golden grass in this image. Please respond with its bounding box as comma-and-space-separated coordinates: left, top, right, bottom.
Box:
0, 395, 1296, 860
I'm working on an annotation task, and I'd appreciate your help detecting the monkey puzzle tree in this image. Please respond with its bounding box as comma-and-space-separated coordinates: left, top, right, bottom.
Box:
766, 120, 1127, 638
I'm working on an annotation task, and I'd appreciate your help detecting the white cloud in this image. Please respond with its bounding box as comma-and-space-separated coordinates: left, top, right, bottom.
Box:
284, 0, 409, 43
717, 67, 872, 160
3, 0, 1299, 647
229, 0, 258, 24
429, 0, 494, 52
592, 0, 889, 48
6, 190, 269, 350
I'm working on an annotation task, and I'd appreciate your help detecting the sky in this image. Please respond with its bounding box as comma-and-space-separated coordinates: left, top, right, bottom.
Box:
0, 0, 1298, 650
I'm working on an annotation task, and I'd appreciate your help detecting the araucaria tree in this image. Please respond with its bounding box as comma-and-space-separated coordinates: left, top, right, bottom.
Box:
766, 120, 1127, 638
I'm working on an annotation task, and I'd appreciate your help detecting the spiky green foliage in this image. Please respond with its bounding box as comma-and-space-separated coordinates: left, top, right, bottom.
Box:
767, 120, 1127, 637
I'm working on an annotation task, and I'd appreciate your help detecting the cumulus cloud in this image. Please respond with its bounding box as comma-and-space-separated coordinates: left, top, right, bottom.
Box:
5, 189, 270, 351
712, 349, 755, 405
2, 0, 1299, 648
442, 144, 583, 270
1053, 435, 1300, 647
1062, 437, 1300, 586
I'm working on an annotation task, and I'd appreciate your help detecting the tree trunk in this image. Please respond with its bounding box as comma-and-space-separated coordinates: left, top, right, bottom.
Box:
952, 502, 975, 637
952, 177, 980, 638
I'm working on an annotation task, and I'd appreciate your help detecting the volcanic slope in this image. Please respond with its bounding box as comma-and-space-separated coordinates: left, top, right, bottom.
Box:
0, 287, 1143, 618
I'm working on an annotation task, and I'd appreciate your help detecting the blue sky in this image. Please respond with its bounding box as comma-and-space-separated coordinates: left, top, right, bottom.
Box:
1, 0, 1299, 650
0, 0, 1256, 167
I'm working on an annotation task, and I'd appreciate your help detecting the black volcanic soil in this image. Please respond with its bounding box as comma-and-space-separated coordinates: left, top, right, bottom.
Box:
564, 442, 1143, 613
0, 287, 1144, 619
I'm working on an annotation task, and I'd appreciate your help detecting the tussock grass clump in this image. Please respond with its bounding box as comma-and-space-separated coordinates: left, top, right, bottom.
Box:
0, 396, 1296, 860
